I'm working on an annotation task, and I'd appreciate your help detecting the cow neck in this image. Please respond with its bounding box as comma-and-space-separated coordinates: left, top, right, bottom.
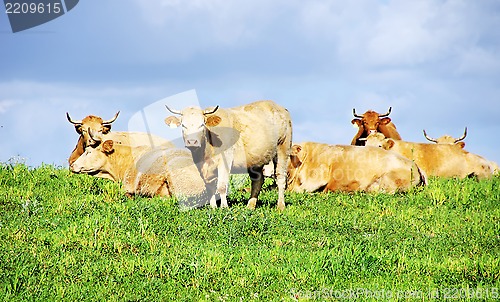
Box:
186, 134, 218, 183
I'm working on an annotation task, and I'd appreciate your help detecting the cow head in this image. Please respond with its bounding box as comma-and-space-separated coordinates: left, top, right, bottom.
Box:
287, 144, 304, 187
423, 127, 467, 148
67, 111, 120, 147
351, 107, 396, 145
289, 144, 304, 168
164, 105, 221, 149
363, 132, 396, 150
70, 139, 115, 175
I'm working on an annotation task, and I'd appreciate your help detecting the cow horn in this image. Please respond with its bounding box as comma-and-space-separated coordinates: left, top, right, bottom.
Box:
352, 108, 363, 118
204, 105, 219, 115
378, 107, 392, 117
102, 111, 120, 124
66, 112, 82, 125
165, 105, 182, 115
423, 129, 438, 143
454, 127, 467, 143
88, 127, 100, 142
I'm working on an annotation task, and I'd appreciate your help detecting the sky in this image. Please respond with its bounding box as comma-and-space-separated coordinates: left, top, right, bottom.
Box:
1, 0, 499, 167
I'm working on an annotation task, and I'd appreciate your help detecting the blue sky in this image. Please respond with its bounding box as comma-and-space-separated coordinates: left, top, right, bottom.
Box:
1, 0, 499, 167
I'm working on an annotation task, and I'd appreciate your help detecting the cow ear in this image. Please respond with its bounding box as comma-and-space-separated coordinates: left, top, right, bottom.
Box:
102, 125, 112, 134
102, 140, 114, 153
165, 116, 181, 128
351, 119, 362, 128
291, 145, 302, 156
75, 125, 83, 134
385, 139, 395, 149
206, 115, 222, 127
380, 117, 391, 125
456, 142, 465, 149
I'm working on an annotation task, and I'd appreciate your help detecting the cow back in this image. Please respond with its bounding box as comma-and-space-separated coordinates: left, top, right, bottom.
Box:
208, 100, 292, 169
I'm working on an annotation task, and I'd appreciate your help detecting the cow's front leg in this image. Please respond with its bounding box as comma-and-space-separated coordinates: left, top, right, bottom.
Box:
217, 171, 230, 208
247, 166, 264, 210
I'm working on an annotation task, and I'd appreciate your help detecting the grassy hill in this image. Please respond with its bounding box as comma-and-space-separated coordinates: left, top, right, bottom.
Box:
1, 163, 499, 301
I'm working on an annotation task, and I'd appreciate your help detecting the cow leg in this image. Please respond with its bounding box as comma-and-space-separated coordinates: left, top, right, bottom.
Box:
247, 166, 264, 210
275, 135, 291, 212
216, 151, 233, 208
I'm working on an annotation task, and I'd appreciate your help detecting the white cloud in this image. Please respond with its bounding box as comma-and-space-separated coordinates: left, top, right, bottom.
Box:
132, 0, 285, 48
0, 100, 17, 113
298, 0, 500, 75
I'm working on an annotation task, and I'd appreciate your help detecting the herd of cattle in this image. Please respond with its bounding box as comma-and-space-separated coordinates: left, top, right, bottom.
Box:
67, 100, 498, 210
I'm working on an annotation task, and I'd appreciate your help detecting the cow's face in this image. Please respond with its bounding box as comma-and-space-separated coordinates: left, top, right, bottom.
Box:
289, 145, 304, 168
165, 106, 221, 150
70, 140, 114, 174
364, 133, 395, 150
423, 129, 467, 149
67, 112, 119, 147
287, 144, 304, 186
79, 116, 110, 146
352, 111, 391, 135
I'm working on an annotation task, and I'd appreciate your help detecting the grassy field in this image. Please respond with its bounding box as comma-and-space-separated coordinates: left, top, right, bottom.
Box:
1, 162, 499, 301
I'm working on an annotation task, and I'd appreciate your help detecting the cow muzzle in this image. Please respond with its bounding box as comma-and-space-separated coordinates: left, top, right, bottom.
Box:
185, 138, 201, 148
69, 163, 81, 173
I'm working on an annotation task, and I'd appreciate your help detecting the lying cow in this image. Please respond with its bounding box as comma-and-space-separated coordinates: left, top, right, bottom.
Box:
351, 107, 401, 146
287, 142, 426, 194
364, 133, 494, 179
423, 127, 467, 148
70, 138, 208, 206
164, 100, 292, 210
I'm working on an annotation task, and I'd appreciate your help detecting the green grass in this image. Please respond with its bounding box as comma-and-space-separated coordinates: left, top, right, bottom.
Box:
1, 162, 499, 301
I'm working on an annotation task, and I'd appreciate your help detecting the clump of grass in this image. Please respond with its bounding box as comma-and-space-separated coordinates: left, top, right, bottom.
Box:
1, 163, 499, 301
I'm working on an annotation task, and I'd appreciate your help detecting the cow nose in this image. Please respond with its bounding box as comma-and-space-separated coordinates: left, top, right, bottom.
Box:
186, 139, 199, 147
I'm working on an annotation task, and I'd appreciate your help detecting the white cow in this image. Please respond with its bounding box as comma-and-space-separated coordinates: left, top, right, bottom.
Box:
164, 100, 292, 210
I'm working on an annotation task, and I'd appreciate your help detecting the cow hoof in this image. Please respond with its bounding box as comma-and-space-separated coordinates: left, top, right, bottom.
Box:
276, 202, 285, 211
247, 198, 257, 210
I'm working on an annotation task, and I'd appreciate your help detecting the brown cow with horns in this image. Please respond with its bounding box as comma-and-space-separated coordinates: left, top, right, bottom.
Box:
66, 112, 120, 165
351, 107, 401, 146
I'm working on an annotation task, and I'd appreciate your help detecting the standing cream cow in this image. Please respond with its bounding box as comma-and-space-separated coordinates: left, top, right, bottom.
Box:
164, 100, 292, 210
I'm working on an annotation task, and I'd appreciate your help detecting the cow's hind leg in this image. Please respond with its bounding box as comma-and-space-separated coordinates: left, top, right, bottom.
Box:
247, 166, 264, 209
275, 140, 290, 211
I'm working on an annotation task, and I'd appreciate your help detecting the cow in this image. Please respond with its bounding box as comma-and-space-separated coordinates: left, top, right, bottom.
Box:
66, 112, 120, 165
351, 107, 401, 146
364, 133, 494, 180
70, 138, 208, 206
67, 112, 173, 165
287, 142, 426, 193
423, 127, 467, 148
164, 100, 292, 210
